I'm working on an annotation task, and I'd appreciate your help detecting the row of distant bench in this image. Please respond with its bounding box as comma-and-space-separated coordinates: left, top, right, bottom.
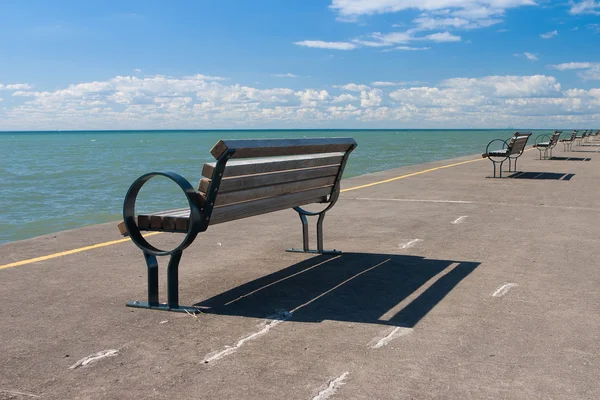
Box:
482, 129, 600, 177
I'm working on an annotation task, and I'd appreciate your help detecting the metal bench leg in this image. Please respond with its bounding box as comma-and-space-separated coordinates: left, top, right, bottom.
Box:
127, 250, 200, 313
287, 208, 341, 254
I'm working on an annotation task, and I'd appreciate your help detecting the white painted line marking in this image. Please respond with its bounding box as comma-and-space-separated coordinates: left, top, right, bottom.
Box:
312, 372, 349, 400
452, 216, 468, 224
370, 327, 413, 349
492, 283, 518, 297
399, 239, 423, 249
348, 198, 600, 211
205, 259, 392, 364
0, 389, 41, 398
225, 256, 341, 306
202, 311, 292, 364
69, 349, 119, 370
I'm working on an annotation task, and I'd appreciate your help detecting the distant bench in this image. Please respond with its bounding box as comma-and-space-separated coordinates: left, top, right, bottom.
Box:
117, 137, 357, 313
482, 132, 531, 178
533, 130, 561, 160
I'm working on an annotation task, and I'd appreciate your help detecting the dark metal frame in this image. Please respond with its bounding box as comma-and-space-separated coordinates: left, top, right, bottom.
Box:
286, 142, 357, 254
123, 142, 357, 313
484, 138, 511, 178
533, 131, 560, 160
123, 149, 235, 313
560, 130, 577, 152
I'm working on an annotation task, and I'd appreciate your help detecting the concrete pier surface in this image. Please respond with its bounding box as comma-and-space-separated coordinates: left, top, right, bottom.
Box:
2, 144, 600, 399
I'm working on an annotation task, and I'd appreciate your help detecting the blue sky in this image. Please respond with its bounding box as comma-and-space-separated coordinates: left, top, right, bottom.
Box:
1, 0, 599, 130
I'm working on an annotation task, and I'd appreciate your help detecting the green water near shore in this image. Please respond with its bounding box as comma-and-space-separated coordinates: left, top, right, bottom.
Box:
0, 129, 553, 244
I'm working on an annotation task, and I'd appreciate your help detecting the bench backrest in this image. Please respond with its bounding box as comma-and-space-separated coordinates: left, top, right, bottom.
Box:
198, 138, 357, 226
507, 132, 531, 156
563, 130, 577, 141
549, 130, 562, 146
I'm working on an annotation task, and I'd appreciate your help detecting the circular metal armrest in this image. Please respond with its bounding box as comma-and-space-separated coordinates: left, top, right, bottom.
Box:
123, 171, 204, 256
534, 134, 550, 146
485, 139, 509, 161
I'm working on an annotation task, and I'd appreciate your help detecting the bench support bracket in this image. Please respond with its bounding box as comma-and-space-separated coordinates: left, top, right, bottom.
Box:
286, 207, 341, 255
126, 250, 201, 313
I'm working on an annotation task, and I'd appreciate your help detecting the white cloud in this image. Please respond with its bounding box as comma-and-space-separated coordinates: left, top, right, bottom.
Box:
440, 75, 561, 97
331, 93, 358, 102
333, 83, 370, 91
569, 0, 600, 15
523, 52, 538, 61
550, 62, 600, 80
360, 89, 383, 107
422, 32, 461, 42
513, 52, 538, 61
393, 46, 431, 50
371, 81, 398, 86
272, 73, 299, 78
295, 89, 330, 107
294, 40, 357, 50
0, 83, 33, 90
329, 0, 536, 17
551, 62, 592, 70
540, 30, 558, 39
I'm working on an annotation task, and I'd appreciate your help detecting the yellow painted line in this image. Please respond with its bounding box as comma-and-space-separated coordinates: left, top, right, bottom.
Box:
0, 232, 161, 270
0, 154, 499, 270
341, 158, 482, 192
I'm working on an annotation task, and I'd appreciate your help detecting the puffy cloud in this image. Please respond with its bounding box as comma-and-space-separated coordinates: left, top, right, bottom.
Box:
392, 46, 431, 51
540, 30, 558, 39
334, 83, 370, 92
329, 0, 536, 17
551, 62, 593, 70
294, 40, 357, 50
514, 52, 538, 61
360, 89, 383, 107
295, 89, 330, 107
423, 32, 461, 42
272, 73, 299, 78
550, 62, 600, 80
569, 0, 600, 15
331, 93, 359, 102
0, 83, 33, 90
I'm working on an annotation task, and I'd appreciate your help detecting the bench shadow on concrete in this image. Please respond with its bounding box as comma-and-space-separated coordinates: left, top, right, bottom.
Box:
194, 253, 478, 328
506, 171, 575, 180
548, 156, 591, 161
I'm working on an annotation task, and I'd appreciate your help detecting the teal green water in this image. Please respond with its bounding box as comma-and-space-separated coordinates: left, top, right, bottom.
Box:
0, 129, 550, 244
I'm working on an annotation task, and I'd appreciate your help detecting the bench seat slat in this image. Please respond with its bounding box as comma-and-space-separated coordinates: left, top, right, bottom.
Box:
210, 138, 356, 159
201, 153, 344, 178
199, 164, 340, 194
201, 176, 337, 206
132, 186, 333, 233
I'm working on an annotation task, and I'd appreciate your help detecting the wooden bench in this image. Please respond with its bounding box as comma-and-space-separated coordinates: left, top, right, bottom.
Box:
481, 132, 531, 178
117, 137, 357, 313
559, 130, 577, 152
533, 130, 561, 159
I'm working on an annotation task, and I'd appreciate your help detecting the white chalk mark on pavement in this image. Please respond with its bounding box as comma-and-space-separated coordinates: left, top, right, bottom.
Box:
492, 283, 518, 297
205, 259, 392, 364
0, 389, 41, 398
452, 216, 468, 224
202, 311, 292, 364
370, 327, 413, 349
399, 239, 423, 249
69, 349, 119, 370
312, 372, 349, 400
